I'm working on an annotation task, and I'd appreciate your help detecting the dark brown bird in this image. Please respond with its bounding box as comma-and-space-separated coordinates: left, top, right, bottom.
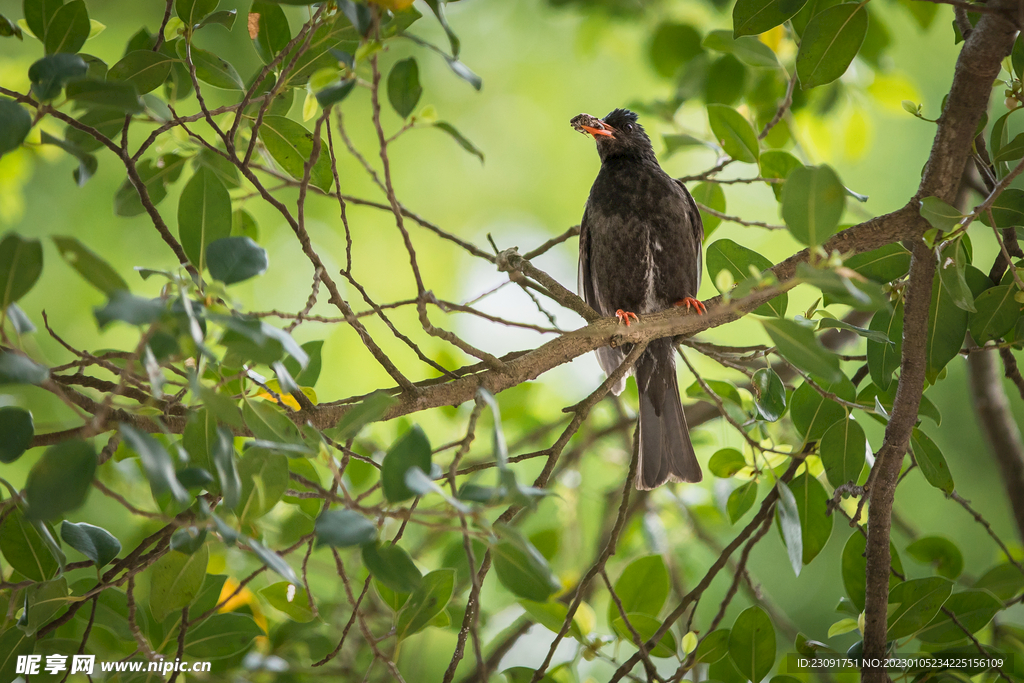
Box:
573, 109, 704, 489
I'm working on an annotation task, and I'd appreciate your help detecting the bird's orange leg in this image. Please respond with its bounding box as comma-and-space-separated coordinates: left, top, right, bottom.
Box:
674, 297, 706, 315
615, 309, 639, 326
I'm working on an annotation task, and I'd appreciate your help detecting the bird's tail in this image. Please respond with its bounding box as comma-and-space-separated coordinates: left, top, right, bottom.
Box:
635, 338, 702, 490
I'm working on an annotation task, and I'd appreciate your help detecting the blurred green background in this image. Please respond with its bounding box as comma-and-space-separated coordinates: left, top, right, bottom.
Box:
1, 0, 1022, 679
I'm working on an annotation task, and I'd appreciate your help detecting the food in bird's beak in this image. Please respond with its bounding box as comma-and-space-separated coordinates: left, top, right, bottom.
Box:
570, 113, 615, 138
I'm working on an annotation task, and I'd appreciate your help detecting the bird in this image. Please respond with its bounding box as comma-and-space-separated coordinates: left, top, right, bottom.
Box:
572, 108, 705, 490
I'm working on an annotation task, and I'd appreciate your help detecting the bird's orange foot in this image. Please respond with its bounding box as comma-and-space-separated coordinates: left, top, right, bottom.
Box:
615, 309, 639, 327
674, 297, 707, 315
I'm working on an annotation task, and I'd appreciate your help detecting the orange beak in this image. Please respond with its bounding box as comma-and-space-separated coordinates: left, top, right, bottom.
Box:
581, 123, 615, 138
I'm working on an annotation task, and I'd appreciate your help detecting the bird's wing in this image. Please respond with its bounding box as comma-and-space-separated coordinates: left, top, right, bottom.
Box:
674, 179, 705, 293
578, 204, 599, 311
580, 203, 627, 393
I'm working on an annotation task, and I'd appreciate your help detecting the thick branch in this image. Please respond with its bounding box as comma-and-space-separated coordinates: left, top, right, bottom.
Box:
862, 239, 935, 680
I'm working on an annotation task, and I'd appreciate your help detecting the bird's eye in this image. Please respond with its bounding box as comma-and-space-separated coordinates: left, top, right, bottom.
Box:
624, 123, 633, 132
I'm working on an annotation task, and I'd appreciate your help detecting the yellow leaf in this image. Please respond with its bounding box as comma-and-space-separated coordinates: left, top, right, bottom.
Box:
302, 90, 318, 122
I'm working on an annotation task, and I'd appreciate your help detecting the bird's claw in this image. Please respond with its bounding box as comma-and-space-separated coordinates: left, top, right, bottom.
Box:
615, 309, 639, 326
674, 297, 707, 315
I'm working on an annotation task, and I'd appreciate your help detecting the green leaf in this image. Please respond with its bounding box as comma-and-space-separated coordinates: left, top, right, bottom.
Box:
707, 104, 759, 163
983, 188, 1024, 228
781, 164, 846, 246
52, 236, 129, 294
751, 368, 786, 421
703, 29, 779, 67
790, 375, 854, 440
0, 352, 49, 385
0, 627, 35, 682
284, 340, 323, 387
314, 509, 377, 547
149, 543, 209, 620
178, 167, 232, 273
919, 196, 963, 233
219, 316, 307, 369
709, 448, 748, 477
692, 181, 725, 236
381, 425, 432, 503
733, 0, 809, 37
611, 613, 678, 658
44, 0, 89, 55
231, 208, 259, 240
423, 0, 458, 55
520, 599, 584, 641
60, 521, 120, 567
696, 629, 731, 663
107, 50, 174, 95
184, 613, 260, 659
0, 407, 33, 462
258, 115, 333, 191
176, 0, 219, 27
64, 78, 143, 112
176, 41, 243, 89
906, 536, 964, 580
206, 236, 269, 285
0, 232, 43, 309
776, 480, 802, 575
842, 532, 904, 611
817, 317, 891, 344
0, 509, 59, 581
94, 291, 166, 328
492, 525, 560, 602
29, 53, 88, 100
846, 243, 912, 283
0, 99, 31, 157
388, 57, 422, 119
250, 1, 291, 64
887, 577, 953, 640
198, 9, 235, 29
937, 241, 975, 313
38, 130, 97, 185
789, 473, 833, 564
994, 132, 1024, 163
6, 303, 35, 335
917, 589, 1003, 643
820, 417, 866, 488
362, 541, 423, 593
706, 238, 788, 316
728, 481, 757, 523
795, 3, 867, 88
246, 537, 297, 583
121, 424, 191, 504
926, 272, 968, 384
760, 149, 802, 200
396, 569, 455, 640
315, 77, 355, 107
970, 285, 1020, 344
974, 563, 1024, 601
910, 428, 954, 494
259, 581, 314, 622
25, 439, 96, 521
434, 121, 484, 162
21, 577, 69, 635
647, 21, 702, 77
606, 555, 669, 626
828, 618, 859, 637
728, 606, 776, 682
171, 526, 208, 554
867, 301, 903, 392
210, 425, 240, 508
235, 447, 288, 524
763, 318, 843, 382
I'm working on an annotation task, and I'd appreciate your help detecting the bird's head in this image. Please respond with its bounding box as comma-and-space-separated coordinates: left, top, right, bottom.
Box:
570, 108, 654, 162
